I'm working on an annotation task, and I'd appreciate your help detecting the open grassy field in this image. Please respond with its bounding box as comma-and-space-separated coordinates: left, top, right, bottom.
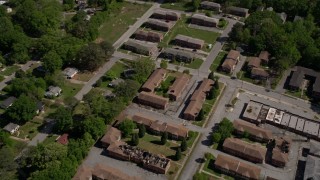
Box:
210, 51, 227, 71
159, 15, 220, 50
17, 117, 44, 139
0, 65, 20, 76
155, 75, 175, 96
160, 1, 194, 12
100, 62, 128, 88
172, 58, 204, 69
59, 81, 83, 100
98, 2, 151, 44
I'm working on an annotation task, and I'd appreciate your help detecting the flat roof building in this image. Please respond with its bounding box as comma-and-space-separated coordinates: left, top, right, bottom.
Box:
303, 120, 319, 137
296, 118, 305, 132
242, 101, 263, 123
288, 116, 298, 129
280, 113, 291, 127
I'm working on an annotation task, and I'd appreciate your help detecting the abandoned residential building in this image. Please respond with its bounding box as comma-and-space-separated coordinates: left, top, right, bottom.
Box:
247, 57, 261, 69
131, 113, 189, 140
151, 10, 180, 21
123, 39, 158, 56
227, 6, 249, 17
221, 50, 240, 73
191, 14, 219, 27
107, 144, 171, 174
134, 30, 164, 43
167, 74, 190, 101
288, 66, 320, 98
258, 51, 270, 65
233, 120, 273, 143
161, 48, 195, 63
136, 91, 169, 110
174, 34, 205, 49
214, 154, 261, 180
200, 1, 221, 12
141, 68, 167, 92
251, 67, 269, 80
183, 78, 214, 120
101, 126, 122, 148
144, 19, 173, 32
223, 138, 267, 163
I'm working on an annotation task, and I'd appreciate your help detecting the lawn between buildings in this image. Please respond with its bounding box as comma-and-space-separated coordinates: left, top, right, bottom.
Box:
98, 2, 152, 44
210, 51, 227, 72
123, 131, 199, 180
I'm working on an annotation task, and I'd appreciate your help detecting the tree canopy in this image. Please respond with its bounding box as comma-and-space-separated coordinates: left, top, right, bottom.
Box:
53, 106, 73, 133
5, 94, 37, 123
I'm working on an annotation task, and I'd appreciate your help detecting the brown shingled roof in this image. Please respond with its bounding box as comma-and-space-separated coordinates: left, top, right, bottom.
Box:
259, 51, 270, 62
223, 138, 266, 162
137, 91, 169, 108
251, 68, 269, 77
226, 50, 240, 61
222, 58, 236, 70
168, 74, 190, 98
233, 120, 273, 140
132, 113, 154, 127
141, 68, 167, 92
101, 126, 121, 146
73, 165, 92, 180
272, 149, 289, 164
247, 57, 261, 68
166, 124, 188, 138
150, 120, 167, 132
215, 154, 261, 180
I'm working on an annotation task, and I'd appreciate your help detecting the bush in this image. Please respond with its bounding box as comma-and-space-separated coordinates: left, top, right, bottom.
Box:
183, 69, 190, 74
175, 148, 181, 160
138, 124, 146, 138
180, 138, 187, 151
161, 132, 168, 145
204, 152, 214, 160
212, 132, 221, 144
205, 12, 212, 17
160, 61, 168, 69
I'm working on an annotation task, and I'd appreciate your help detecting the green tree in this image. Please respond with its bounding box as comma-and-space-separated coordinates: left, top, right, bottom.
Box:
118, 119, 136, 138
15, 69, 26, 78
208, 72, 214, 80
79, 116, 105, 139
53, 106, 73, 133
160, 61, 168, 69
161, 131, 168, 145
214, 80, 219, 89
5, 94, 37, 123
175, 148, 181, 160
208, 88, 217, 100
138, 124, 146, 138
0, 130, 12, 147
217, 118, 234, 141
132, 58, 155, 84
131, 133, 139, 146
43, 51, 63, 73
243, 130, 250, 139
180, 138, 187, 152
114, 80, 140, 102
196, 109, 204, 121
0, 146, 18, 179
75, 43, 106, 71
63, 0, 75, 10
212, 132, 221, 144
192, 0, 200, 10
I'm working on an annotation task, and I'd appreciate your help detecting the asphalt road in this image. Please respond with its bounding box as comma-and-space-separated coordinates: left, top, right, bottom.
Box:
0, 61, 39, 91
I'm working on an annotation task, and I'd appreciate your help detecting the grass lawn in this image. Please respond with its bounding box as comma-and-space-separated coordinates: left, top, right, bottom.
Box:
0, 65, 20, 76
167, 162, 181, 180
203, 156, 218, 175
159, 15, 220, 51
187, 131, 199, 147
285, 90, 309, 100
58, 81, 83, 101
100, 62, 128, 88
11, 139, 27, 156
155, 75, 175, 96
0, 75, 5, 82
17, 117, 44, 139
42, 134, 59, 145
237, 70, 266, 87
74, 72, 95, 82
210, 51, 227, 72
172, 58, 203, 69
98, 2, 151, 44
160, 1, 194, 12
